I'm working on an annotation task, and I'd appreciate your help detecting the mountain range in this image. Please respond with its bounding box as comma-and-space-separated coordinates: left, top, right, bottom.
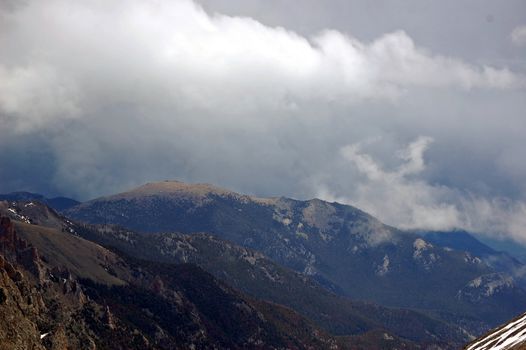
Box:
2, 180, 526, 348
65, 181, 526, 332
1, 202, 382, 349
0, 192, 79, 211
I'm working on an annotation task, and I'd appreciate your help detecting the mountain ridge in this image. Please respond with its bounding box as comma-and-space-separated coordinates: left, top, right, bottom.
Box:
64, 180, 526, 335
2, 206, 382, 349
2, 198, 469, 346
0, 191, 79, 211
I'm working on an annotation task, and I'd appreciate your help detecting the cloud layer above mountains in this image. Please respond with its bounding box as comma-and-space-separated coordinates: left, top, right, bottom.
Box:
1, 0, 525, 242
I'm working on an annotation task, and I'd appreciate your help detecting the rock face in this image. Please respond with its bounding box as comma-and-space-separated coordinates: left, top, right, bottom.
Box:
0, 215, 90, 349
0, 216, 43, 280
0, 216, 17, 252
0, 228, 45, 349
0, 267, 45, 350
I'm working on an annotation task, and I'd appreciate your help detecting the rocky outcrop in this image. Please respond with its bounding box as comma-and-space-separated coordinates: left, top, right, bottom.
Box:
0, 216, 93, 349
0, 255, 45, 350
0, 216, 17, 253
0, 216, 47, 285
103, 305, 116, 330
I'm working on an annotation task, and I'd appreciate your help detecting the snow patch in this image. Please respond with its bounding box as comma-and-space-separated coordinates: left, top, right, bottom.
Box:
383, 333, 394, 340
466, 312, 526, 350
6, 207, 31, 223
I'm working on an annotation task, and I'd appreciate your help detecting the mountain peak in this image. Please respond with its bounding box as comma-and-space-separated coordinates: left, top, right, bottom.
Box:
96, 180, 278, 206
128, 180, 233, 197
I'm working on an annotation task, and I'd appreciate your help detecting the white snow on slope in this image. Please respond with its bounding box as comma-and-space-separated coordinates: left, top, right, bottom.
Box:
466, 312, 526, 350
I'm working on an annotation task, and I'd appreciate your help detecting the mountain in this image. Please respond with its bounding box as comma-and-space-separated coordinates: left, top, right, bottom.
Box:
475, 236, 526, 265
0, 191, 80, 211
420, 231, 497, 257
3, 199, 469, 348
422, 231, 526, 288
2, 202, 400, 350
65, 181, 526, 334
76, 226, 470, 346
464, 311, 526, 350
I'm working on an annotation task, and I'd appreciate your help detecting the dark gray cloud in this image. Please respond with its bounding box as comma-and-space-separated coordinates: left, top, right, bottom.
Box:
0, 0, 525, 242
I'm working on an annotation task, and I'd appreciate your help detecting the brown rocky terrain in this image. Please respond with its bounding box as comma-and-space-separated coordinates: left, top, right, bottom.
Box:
1, 204, 424, 349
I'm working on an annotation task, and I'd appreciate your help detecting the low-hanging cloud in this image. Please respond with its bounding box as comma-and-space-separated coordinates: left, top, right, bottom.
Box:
316, 137, 526, 244
0, 0, 525, 243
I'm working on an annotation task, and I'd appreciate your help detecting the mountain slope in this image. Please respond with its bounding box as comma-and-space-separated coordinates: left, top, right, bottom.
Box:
422, 231, 526, 289
1, 206, 387, 350
2, 199, 469, 347
74, 224, 470, 346
0, 191, 79, 211
421, 231, 496, 257
65, 181, 526, 333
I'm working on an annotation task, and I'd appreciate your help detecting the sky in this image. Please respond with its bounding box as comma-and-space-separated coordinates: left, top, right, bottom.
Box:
0, 0, 525, 243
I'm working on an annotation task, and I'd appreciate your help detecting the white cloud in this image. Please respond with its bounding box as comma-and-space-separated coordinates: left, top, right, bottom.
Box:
0, 64, 80, 132
0, 0, 523, 134
316, 137, 526, 244
332, 137, 461, 231
511, 25, 526, 47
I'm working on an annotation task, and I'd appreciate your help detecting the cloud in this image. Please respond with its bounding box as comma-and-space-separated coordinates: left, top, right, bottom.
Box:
0, 64, 80, 132
315, 137, 526, 244
0, 0, 523, 134
0, 0, 525, 244
511, 25, 526, 47
318, 137, 461, 231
